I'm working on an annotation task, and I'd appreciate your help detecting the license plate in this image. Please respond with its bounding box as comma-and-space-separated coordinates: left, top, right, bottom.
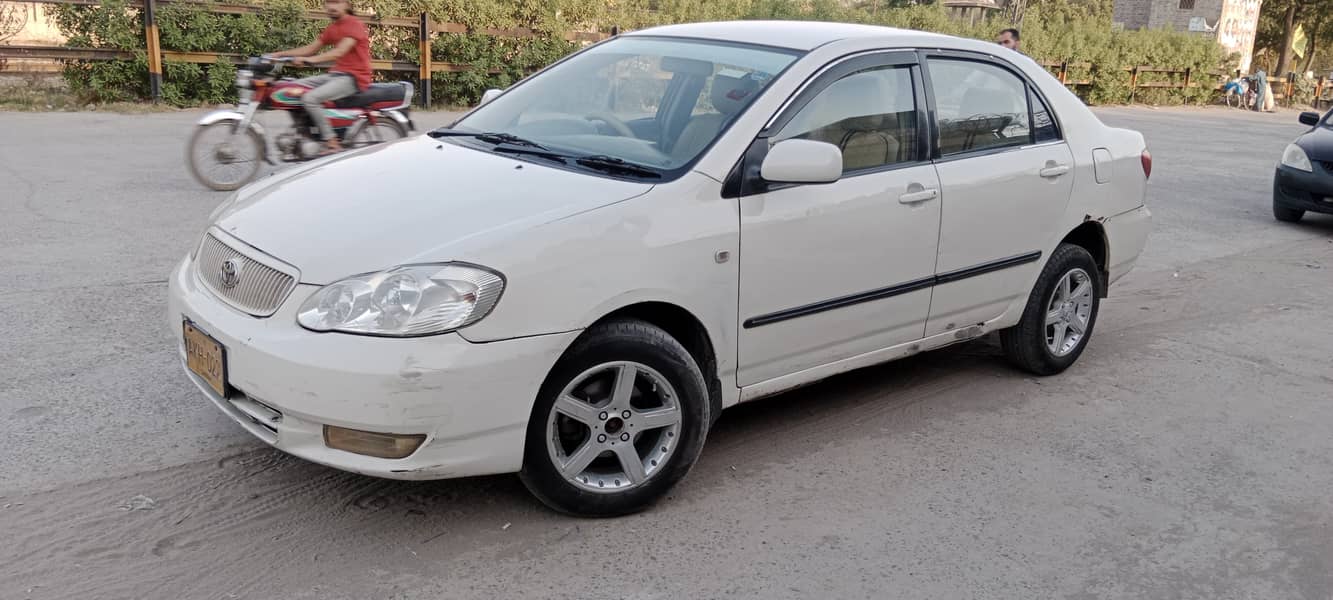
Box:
183, 320, 227, 397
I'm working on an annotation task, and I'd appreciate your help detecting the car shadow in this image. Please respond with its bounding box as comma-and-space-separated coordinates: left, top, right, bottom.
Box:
252, 335, 1022, 523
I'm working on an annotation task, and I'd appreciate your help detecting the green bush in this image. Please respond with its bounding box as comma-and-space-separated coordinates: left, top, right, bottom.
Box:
50, 0, 1233, 107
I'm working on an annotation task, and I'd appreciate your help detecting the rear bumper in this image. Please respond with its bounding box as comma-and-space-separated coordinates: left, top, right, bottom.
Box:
1274, 167, 1333, 214
1104, 205, 1152, 286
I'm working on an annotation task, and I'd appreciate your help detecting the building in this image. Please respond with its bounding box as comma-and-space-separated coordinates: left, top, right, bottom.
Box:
943, 0, 1002, 27
1113, 0, 1263, 72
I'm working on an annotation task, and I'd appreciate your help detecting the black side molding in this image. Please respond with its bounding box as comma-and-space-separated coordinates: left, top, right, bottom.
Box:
743, 250, 1042, 329
743, 276, 935, 329
935, 251, 1043, 285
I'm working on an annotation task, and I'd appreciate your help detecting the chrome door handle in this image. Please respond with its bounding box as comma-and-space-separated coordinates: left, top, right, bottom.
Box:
898, 188, 939, 204
1040, 164, 1070, 178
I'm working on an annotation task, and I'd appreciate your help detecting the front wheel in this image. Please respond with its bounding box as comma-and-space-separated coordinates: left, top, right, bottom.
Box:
187, 120, 265, 191
1000, 243, 1102, 375
519, 319, 710, 517
1273, 198, 1305, 223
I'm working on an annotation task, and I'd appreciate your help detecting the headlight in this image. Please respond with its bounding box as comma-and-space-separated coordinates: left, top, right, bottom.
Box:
1281, 143, 1313, 172
298, 264, 505, 336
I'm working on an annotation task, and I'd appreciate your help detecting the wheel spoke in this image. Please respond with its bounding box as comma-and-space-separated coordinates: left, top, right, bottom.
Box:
554, 394, 601, 426
610, 364, 637, 408
1059, 274, 1072, 301
613, 444, 647, 484
1045, 307, 1063, 326
1067, 315, 1086, 335
634, 405, 680, 430
559, 439, 600, 478
1051, 322, 1069, 350
1070, 279, 1093, 301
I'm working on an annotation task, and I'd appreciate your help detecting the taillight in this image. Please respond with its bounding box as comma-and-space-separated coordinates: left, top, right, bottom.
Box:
1141, 149, 1152, 180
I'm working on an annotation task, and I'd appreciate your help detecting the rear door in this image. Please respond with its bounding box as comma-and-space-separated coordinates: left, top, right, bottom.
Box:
921, 53, 1075, 337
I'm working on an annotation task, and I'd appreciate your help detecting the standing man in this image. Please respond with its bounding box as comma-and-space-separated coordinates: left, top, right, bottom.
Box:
270, 0, 371, 155
996, 28, 1022, 54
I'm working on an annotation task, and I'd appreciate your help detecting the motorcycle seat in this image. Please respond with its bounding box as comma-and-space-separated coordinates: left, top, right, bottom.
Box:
330, 82, 410, 109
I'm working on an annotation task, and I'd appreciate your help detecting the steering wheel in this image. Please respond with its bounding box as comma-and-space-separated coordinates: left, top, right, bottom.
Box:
584, 112, 636, 138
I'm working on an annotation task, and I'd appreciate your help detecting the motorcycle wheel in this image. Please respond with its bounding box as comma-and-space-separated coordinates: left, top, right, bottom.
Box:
187, 120, 266, 192
344, 118, 408, 149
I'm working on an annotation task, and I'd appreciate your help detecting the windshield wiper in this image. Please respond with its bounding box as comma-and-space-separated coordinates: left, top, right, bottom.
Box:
427, 129, 549, 150
574, 155, 662, 178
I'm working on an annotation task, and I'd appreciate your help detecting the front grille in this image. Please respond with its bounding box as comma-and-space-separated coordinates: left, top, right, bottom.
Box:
195, 233, 297, 317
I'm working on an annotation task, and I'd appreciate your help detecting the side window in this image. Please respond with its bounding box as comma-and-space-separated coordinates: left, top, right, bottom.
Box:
1030, 88, 1060, 143
773, 66, 919, 173
927, 59, 1032, 156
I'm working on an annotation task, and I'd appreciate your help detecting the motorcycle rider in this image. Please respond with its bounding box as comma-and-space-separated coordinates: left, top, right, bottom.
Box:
270, 0, 371, 156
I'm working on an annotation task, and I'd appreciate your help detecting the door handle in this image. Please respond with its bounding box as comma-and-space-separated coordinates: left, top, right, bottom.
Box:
898, 188, 939, 204
1039, 164, 1070, 178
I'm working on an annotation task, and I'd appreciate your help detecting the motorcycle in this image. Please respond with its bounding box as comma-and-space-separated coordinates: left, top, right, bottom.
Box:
187, 56, 415, 191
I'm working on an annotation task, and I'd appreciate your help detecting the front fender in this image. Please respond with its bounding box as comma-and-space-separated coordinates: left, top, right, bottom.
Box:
196, 110, 275, 165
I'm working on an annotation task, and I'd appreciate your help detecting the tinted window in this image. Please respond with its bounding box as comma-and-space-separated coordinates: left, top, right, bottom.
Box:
928, 59, 1031, 155
1030, 88, 1060, 143
773, 66, 919, 173
455, 37, 799, 172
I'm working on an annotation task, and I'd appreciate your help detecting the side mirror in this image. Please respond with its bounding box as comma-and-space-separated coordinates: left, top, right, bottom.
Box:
479, 88, 503, 106
1299, 111, 1321, 126
760, 139, 843, 184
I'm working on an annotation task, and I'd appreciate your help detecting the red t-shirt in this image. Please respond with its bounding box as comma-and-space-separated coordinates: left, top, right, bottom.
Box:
319, 15, 371, 91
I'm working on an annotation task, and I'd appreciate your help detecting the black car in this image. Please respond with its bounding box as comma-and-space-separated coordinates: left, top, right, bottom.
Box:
1273, 109, 1333, 222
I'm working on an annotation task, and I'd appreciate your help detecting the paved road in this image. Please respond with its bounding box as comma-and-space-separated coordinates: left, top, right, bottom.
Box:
1, 106, 1331, 600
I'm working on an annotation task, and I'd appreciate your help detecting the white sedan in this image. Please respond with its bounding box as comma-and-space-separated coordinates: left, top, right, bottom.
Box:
169, 21, 1152, 516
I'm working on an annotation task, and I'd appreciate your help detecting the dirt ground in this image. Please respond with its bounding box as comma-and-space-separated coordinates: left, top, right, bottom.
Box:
1, 105, 1331, 600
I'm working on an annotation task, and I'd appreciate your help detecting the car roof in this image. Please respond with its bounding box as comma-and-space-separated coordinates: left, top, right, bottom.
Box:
623, 20, 957, 51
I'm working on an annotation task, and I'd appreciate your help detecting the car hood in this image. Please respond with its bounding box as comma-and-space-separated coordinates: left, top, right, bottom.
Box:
1297, 125, 1333, 161
212, 136, 654, 284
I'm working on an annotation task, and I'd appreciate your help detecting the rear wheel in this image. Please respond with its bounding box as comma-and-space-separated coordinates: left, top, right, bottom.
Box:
187, 120, 265, 191
344, 118, 407, 149
1000, 243, 1102, 375
519, 319, 710, 517
1273, 198, 1305, 222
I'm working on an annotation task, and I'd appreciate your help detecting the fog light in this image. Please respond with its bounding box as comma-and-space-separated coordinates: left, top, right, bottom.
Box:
323, 426, 426, 459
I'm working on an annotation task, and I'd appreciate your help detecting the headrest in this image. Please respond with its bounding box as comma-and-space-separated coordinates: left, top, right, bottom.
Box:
804, 70, 895, 130
711, 70, 762, 116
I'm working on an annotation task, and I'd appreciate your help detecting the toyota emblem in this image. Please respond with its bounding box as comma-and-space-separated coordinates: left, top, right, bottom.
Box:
219, 258, 242, 289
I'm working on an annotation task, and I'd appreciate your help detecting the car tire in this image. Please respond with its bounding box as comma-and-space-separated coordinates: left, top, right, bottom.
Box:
519, 319, 710, 517
1273, 198, 1305, 223
1000, 243, 1102, 376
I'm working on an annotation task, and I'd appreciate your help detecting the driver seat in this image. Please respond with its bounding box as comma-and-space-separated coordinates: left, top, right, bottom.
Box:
670, 72, 760, 163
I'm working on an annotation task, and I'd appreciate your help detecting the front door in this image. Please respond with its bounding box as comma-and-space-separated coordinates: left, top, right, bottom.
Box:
736, 55, 942, 387
922, 55, 1076, 337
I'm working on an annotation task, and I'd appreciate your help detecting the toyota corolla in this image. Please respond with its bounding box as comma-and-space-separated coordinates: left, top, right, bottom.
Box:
168, 21, 1153, 516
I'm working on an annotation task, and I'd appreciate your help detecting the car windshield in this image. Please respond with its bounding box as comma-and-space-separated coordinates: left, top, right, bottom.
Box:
447, 37, 801, 175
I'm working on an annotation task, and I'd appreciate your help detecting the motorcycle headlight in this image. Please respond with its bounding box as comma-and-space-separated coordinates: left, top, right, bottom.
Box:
298, 264, 505, 336
1281, 143, 1313, 172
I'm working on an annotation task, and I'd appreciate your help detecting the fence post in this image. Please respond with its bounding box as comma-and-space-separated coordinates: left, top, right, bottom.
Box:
1285, 73, 1295, 107
1129, 66, 1138, 103
418, 12, 431, 108
1183, 66, 1191, 90
1059, 60, 1068, 85
144, 0, 163, 102
1316, 76, 1327, 109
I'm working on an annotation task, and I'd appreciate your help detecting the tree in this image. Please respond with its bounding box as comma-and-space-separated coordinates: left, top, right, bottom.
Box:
1257, 0, 1333, 75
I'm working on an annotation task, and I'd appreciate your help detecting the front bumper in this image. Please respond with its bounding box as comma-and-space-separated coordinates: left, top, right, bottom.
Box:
1274, 166, 1333, 215
166, 255, 579, 480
